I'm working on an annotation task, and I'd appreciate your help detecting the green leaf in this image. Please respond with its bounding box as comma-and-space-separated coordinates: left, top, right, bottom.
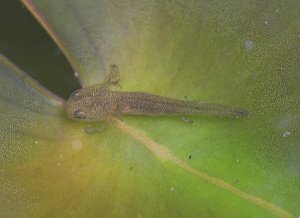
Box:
2, 0, 298, 217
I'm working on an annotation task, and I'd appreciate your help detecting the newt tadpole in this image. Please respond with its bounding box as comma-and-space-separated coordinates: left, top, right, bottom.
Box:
64, 65, 249, 122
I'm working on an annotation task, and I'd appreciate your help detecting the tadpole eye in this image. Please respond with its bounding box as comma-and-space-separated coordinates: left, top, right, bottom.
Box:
70, 90, 82, 100
74, 110, 86, 119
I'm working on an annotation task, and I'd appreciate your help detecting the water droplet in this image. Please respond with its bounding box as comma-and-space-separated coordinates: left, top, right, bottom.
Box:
35, 141, 38, 144
244, 40, 255, 50
264, 21, 269, 25
170, 187, 174, 191
283, 131, 291, 137
57, 162, 61, 166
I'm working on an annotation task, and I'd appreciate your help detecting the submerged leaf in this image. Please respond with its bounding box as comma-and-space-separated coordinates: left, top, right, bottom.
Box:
1, 0, 298, 217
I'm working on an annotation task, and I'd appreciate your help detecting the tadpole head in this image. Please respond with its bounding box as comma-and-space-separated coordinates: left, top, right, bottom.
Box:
73, 109, 87, 120
64, 85, 110, 121
64, 89, 88, 121
64, 101, 84, 121
69, 89, 83, 100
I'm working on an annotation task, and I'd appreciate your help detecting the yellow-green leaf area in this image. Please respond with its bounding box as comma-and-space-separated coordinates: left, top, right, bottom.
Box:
0, 54, 285, 218
3, 0, 299, 217
0, 53, 286, 217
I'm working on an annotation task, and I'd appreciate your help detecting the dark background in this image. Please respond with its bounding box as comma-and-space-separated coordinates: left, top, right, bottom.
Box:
0, 0, 80, 99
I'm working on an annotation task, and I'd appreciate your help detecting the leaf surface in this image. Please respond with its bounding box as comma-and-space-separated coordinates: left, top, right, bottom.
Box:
2, 0, 299, 217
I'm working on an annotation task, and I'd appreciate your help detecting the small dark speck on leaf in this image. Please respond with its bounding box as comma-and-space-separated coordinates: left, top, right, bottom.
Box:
184, 96, 187, 99
130, 166, 134, 170
188, 155, 192, 160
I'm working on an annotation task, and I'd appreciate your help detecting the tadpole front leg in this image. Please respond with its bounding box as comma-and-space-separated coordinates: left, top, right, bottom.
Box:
84, 122, 109, 134
103, 64, 122, 90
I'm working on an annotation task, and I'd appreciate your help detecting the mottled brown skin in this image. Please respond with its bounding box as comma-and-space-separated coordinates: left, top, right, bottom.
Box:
64, 83, 249, 122
65, 65, 249, 121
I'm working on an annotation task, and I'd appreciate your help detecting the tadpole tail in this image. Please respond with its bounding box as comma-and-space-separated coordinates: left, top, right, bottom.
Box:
118, 92, 250, 118
155, 101, 250, 118
176, 102, 250, 118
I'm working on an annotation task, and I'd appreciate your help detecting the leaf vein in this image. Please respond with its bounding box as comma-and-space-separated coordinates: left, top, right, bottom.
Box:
114, 118, 293, 218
